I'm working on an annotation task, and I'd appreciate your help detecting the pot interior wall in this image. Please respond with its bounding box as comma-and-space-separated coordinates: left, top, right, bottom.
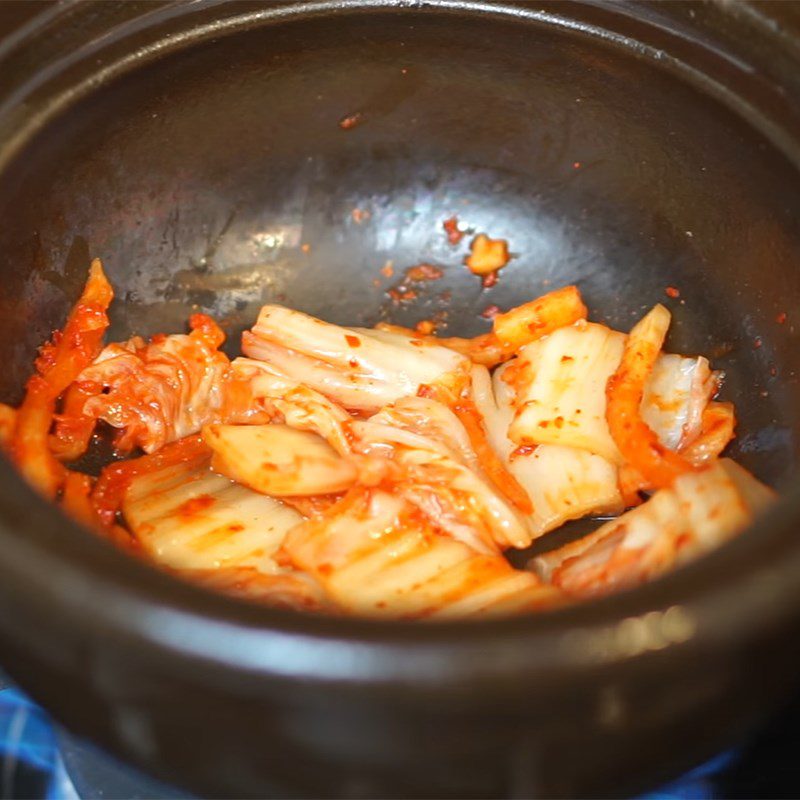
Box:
0, 8, 798, 514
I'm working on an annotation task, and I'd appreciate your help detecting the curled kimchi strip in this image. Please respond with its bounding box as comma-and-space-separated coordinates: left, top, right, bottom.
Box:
451, 397, 533, 515
51, 381, 102, 461
605, 304, 696, 489
12, 259, 113, 497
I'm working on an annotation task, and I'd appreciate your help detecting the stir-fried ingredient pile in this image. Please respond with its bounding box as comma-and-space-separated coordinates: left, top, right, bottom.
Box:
1, 260, 774, 618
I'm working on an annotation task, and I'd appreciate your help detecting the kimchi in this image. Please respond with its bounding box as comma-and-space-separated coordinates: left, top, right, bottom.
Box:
3, 260, 774, 618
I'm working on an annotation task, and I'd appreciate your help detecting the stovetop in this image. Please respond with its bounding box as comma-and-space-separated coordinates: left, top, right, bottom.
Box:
2, 675, 800, 800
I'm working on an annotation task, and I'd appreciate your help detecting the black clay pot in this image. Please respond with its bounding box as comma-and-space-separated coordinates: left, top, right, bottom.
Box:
1, 2, 800, 797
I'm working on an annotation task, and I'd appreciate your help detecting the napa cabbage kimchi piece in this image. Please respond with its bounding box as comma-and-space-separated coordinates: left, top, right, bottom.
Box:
4, 261, 768, 618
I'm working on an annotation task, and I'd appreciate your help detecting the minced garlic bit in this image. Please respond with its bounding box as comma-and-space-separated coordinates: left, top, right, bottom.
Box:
465, 234, 510, 277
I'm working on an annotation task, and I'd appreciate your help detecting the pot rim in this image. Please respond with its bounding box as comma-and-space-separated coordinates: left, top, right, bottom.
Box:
0, 0, 799, 690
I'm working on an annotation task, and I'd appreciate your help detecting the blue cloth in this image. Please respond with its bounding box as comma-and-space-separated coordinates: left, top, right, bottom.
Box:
0, 687, 68, 800
0, 685, 728, 799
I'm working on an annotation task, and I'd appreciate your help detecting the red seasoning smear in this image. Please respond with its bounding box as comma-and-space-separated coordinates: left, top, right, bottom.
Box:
387, 288, 418, 303
351, 208, 370, 224
345, 334, 361, 348
177, 494, 215, 518
482, 272, 498, 289
339, 112, 363, 130
406, 263, 443, 282
480, 304, 501, 320
443, 216, 465, 245
777, 312, 788, 324
665, 286, 681, 299
383, 264, 443, 308
753, 337, 763, 349
380, 261, 395, 278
